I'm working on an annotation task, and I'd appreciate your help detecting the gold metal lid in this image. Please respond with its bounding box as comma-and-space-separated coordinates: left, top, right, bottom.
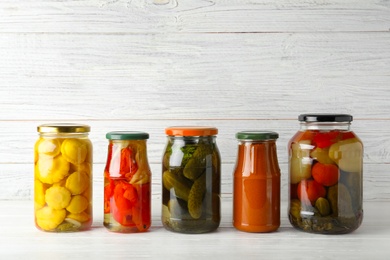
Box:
37, 123, 90, 133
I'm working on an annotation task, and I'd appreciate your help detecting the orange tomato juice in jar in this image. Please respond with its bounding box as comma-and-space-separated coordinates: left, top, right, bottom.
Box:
103, 131, 152, 233
288, 114, 363, 234
34, 124, 93, 232
233, 131, 280, 232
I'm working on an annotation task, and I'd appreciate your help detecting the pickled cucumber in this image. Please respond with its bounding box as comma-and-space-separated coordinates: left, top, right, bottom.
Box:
183, 144, 213, 181
315, 197, 331, 216
327, 183, 354, 218
188, 173, 207, 219
162, 170, 192, 201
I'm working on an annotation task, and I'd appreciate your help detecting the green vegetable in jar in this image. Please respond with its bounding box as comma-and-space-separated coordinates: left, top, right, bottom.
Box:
327, 183, 354, 218
183, 144, 213, 181
315, 197, 331, 216
162, 170, 192, 201
188, 173, 207, 219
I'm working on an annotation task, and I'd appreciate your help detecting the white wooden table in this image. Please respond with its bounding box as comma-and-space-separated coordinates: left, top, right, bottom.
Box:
1, 199, 388, 259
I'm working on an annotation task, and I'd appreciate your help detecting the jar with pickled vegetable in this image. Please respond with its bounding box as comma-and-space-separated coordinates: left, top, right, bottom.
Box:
162, 126, 221, 233
288, 114, 363, 234
34, 123, 93, 232
233, 131, 280, 233
103, 131, 151, 233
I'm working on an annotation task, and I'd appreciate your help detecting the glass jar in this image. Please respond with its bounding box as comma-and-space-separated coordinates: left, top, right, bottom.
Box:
288, 114, 363, 234
233, 131, 280, 233
103, 131, 151, 233
34, 123, 93, 232
162, 126, 221, 233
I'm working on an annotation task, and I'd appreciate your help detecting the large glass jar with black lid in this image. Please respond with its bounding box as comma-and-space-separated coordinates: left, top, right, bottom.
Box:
162, 126, 221, 233
288, 114, 363, 234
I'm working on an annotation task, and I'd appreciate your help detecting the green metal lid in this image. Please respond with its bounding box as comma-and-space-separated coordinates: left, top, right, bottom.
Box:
236, 131, 279, 140
106, 131, 149, 140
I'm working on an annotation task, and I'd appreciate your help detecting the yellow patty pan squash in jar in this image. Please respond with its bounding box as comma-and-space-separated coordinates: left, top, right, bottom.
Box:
34, 124, 93, 232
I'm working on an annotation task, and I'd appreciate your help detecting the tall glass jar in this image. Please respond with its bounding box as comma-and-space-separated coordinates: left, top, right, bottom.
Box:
34, 123, 93, 232
162, 126, 221, 233
103, 131, 151, 233
288, 114, 363, 234
233, 131, 280, 233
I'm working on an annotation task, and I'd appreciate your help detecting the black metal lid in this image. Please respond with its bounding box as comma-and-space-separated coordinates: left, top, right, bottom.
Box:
298, 114, 353, 122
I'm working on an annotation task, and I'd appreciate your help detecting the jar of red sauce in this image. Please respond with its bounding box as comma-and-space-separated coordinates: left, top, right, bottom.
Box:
233, 131, 281, 233
103, 131, 151, 233
288, 114, 363, 234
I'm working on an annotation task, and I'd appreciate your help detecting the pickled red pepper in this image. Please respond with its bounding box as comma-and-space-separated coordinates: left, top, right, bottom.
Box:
104, 132, 151, 233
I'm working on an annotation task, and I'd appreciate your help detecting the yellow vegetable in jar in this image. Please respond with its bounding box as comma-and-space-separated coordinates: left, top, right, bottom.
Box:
45, 186, 72, 210
66, 195, 89, 214
67, 212, 90, 223
329, 138, 363, 172
36, 138, 61, 157
65, 171, 89, 195
34, 180, 48, 208
310, 147, 335, 165
70, 162, 92, 177
290, 140, 313, 184
35, 206, 66, 231
61, 139, 88, 165
36, 155, 70, 184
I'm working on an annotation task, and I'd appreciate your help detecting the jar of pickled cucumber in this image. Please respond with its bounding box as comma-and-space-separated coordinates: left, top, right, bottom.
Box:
162, 126, 221, 233
233, 131, 280, 233
103, 131, 151, 233
34, 123, 93, 232
288, 114, 363, 234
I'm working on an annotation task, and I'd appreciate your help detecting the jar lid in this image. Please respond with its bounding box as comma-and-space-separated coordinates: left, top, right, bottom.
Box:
106, 131, 149, 140
165, 126, 218, 136
236, 131, 279, 140
37, 123, 90, 133
298, 114, 353, 122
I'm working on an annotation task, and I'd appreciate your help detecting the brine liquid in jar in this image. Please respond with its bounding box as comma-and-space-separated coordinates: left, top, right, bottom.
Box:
288, 114, 363, 234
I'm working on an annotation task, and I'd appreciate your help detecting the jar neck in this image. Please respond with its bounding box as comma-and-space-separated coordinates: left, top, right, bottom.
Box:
235, 140, 280, 176
300, 122, 351, 131
168, 135, 216, 144
39, 132, 89, 138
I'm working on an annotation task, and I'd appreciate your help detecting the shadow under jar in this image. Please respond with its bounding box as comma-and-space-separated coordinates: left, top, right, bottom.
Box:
162, 126, 221, 234
288, 114, 363, 234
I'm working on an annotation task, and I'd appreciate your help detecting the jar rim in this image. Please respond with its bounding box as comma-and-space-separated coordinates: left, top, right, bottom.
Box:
236, 131, 279, 140
106, 131, 149, 140
165, 126, 218, 136
298, 114, 353, 123
37, 123, 90, 133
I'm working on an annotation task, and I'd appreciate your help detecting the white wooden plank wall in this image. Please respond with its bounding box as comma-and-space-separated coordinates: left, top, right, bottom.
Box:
0, 0, 389, 203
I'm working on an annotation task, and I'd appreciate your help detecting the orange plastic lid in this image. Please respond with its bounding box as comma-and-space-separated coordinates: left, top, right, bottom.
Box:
165, 126, 218, 136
